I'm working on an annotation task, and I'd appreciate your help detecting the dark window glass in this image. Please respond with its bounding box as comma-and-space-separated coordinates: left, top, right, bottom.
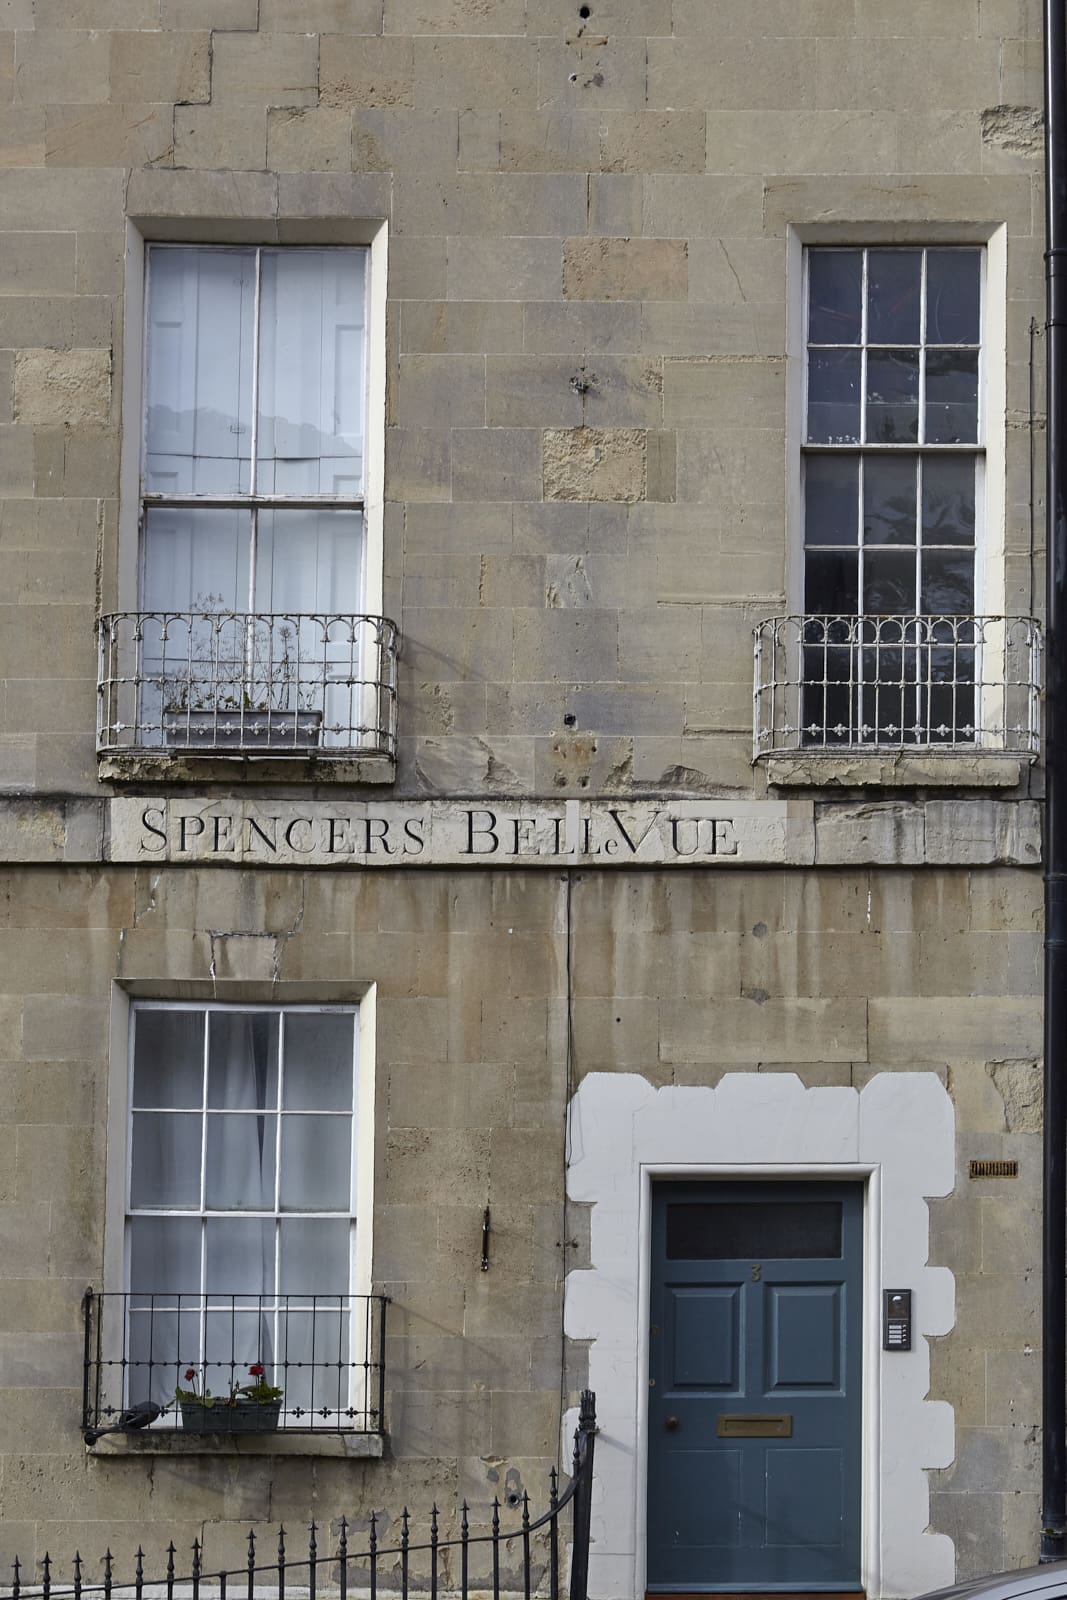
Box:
921, 551, 975, 613
807, 349, 861, 442
921, 456, 975, 546
863, 455, 917, 545
866, 349, 920, 442
925, 350, 979, 443
804, 455, 859, 546
863, 547, 917, 613
867, 249, 922, 345
666, 1200, 843, 1261
926, 249, 981, 345
808, 250, 863, 344
806, 549, 858, 613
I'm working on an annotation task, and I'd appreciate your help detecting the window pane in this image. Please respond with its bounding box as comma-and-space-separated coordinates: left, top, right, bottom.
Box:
279, 1116, 352, 1212
204, 1309, 274, 1399
807, 250, 863, 344
257, 249, 366, 496
921, 551, 975, 613
141, 506, 250, 616
863, 456, 917, 545
132, 1009, 204, 1109
805, 550, 858, 613
279, 1308, 348, 1415
128, 1308, 202, 1408
129, 1216, 201, 1295
205, 1217, 274, 1296
283, 1013, 356, 1111
925, 350, 979, 443
866, 349, 919, 442
279, 1218, 351, 1294
130, 1112, 202, 1208
804, 456, 858, 546
807, 349, 861, 443
205, 1113, 277, 1209
867, 250, 921, 345
254, 508, 363, 613
666, 1201, 843, 1260
208, 1012, 279, 1109
863, 548, 917, 613
922, 456, 975, 545
145, 248, 255, 495
926, 249, 981, 345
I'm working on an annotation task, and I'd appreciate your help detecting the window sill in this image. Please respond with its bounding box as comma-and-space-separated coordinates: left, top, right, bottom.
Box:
765, 753, 1024, 789
87, 1431, 385, 1459
97, 752, 397, 786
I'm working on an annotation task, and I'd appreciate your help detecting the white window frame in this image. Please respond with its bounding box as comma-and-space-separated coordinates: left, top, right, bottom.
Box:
103, 986, 378, 1429
116, 222, 388, 622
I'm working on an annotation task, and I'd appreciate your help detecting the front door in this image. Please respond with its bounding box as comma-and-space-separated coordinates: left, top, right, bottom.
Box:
647, 1181, 863, 1593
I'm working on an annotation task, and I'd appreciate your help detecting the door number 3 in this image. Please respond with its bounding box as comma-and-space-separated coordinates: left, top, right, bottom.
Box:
750, 1263, 762, 1281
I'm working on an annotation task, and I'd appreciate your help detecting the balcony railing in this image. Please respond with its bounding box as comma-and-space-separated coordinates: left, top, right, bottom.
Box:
753, 614, 1042, 759
81, 1289, 388, 1440
97, 612, 399, 759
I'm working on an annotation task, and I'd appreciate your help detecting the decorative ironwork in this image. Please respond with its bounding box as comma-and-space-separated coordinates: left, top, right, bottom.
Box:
97, 612, 398, 759
753, 613, 1042, 757
10, 1393, 597, 1600
81, 1290, 387, 1441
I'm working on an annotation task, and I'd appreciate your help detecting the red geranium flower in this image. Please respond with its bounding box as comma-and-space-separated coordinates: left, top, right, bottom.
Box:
184, 1368, 196, 1382
248, 1363, 265, 1377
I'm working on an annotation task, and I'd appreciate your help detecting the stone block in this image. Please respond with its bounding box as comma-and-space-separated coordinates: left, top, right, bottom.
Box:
416, 36, 539, 108
0, 107, 46, 167
816, 34, 998, 110
452, 427, 542, 502
109, 29, 209, 102
868, 997, 1041, 1065
447, 236, 562, 302
13, 348, 110, 427
662, 996, 868, 1066
705, 109, 897, 176
536, 36, 648, 112
0, 234, 78, 297
0, 427, 37, 497
564, 238, 688, 302
385, 427, 452, 501
173, 104, 266, 170
74, 231, 124, 295
497, 108, 605, 175
211, 30, 319, 107
513, 608, 619, 680
762, 174, 1034, 234
647, 35, 818, 111
126, 167, 278, 221
394, 171, 587, 237
588, 172, 643, 236
162, 0, 257, 21
401, 299, 523, 352
386, 0, 526, 30
644, 174, 765, 239
900, 109, 981, 173
260, 0, 380, 26
523, 299, 642, 354
616, 604, 702, 681
355, 106, 459, 172
43, 102, 173, 167
664, 357, 785, 428
543, 427, 646, 502
600, 110, 706, 174
532, 0, 671, 29
404, 607, 515, 681
13, 29, 110, 104
321, 34, 414, 108
395, 354, 486, 429
0, 169, 125, 233
486, 356, 583, 429
457, 108, 500, 170
266, 107, 352, 171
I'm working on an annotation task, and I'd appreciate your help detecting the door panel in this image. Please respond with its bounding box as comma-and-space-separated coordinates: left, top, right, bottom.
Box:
648, 1181, 863, 1594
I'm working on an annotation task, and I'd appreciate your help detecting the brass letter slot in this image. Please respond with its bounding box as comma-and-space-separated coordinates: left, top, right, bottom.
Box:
717, 1414, 793, 1438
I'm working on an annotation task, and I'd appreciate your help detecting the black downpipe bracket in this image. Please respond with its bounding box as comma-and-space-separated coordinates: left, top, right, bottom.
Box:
1043, 0, 1067, 1564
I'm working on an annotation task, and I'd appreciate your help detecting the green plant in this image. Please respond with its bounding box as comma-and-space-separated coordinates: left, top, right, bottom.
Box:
174, 1363, 283, 1409
158, 595, 320, 717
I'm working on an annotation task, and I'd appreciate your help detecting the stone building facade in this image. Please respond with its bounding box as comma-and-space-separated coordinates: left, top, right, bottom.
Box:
0, 2, 1049, 1597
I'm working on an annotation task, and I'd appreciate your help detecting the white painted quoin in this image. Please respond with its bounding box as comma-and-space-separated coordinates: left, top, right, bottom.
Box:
563, 1071, 956, 1600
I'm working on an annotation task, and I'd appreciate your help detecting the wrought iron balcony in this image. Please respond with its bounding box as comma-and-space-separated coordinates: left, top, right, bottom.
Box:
753, 614, 1042, 759
81, 1290, 388, 1441
97, 612, 398, 759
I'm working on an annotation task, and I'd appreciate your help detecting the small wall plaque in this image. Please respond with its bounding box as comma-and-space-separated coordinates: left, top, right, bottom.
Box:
969, 1159, 1019, 1179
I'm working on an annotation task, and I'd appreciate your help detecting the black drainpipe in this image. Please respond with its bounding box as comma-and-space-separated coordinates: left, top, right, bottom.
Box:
1043, 0, 1067, 1564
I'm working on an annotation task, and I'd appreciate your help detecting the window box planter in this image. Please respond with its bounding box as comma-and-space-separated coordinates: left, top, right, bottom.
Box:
179, 1399, 282, 1436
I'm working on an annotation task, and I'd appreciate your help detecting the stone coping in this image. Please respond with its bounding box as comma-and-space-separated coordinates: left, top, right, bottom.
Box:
88, 1430, 385, 1459
766, 754, 1025, 788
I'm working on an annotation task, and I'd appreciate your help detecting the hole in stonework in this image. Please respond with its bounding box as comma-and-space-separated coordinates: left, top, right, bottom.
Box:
563, 712, 577, 727
579, 4, 591, 14
569, 72, 578, 81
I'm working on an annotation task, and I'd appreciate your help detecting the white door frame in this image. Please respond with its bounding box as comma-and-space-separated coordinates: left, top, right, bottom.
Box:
564, 1072, 956, 1600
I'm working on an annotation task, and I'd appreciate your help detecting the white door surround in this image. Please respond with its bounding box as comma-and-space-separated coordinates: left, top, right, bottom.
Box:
563, 1071, 956, 1600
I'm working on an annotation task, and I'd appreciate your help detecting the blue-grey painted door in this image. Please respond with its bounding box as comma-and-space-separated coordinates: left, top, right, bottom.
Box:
647, 1181, 863, 1593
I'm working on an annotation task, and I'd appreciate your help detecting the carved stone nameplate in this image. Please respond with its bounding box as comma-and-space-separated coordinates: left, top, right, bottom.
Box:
108, 798, 815, 868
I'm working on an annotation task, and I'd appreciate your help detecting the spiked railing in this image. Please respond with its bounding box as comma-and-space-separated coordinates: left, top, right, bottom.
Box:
4, 1392, 598, 1600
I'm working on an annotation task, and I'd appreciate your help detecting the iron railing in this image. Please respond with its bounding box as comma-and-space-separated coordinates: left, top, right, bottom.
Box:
97, 612, 399, 759
81, 1290, 387, 1441
9, 1392, 598, 1600
754, 613, 1042, 758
